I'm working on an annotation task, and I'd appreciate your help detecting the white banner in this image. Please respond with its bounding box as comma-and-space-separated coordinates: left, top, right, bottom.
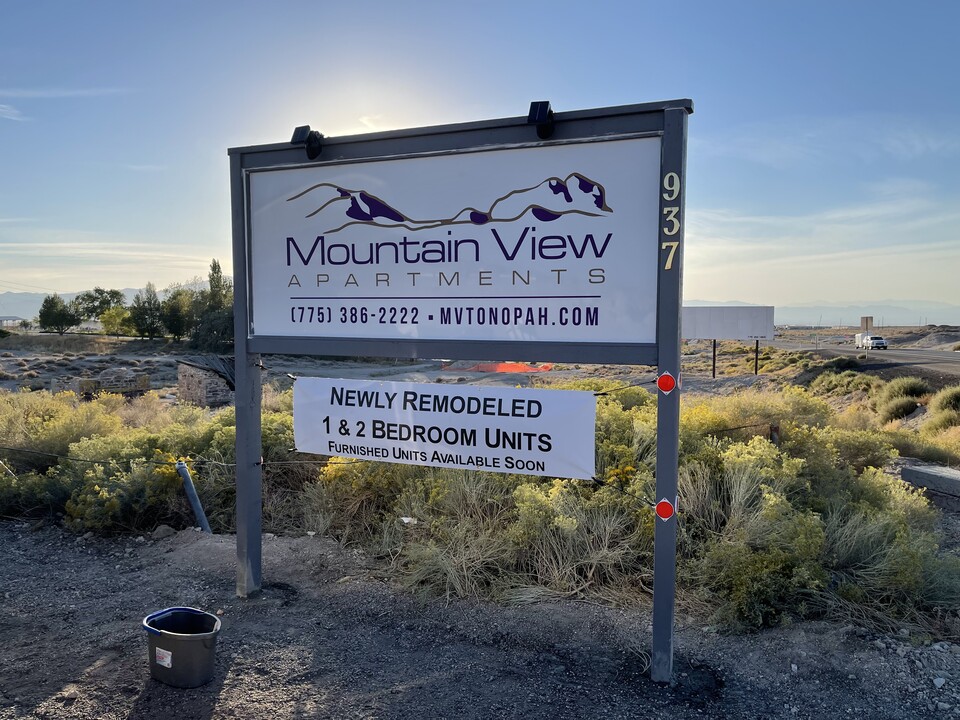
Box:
293, 377, 596, 480
248, 137, 662, 344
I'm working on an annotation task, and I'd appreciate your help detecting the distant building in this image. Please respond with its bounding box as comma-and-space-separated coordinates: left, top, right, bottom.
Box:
0, 316, 25, 328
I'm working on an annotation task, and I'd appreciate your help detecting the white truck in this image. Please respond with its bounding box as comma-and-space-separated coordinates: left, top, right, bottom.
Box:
855, 333, 888, 350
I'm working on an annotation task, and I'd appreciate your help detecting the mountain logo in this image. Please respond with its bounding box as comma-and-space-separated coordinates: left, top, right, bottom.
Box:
285, 172, 612, 233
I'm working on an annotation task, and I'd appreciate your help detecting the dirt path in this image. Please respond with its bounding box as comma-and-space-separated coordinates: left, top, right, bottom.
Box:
2, 520, 958, 719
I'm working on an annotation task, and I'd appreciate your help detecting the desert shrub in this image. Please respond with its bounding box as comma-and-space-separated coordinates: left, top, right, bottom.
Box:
820, 471, 954, 622
64, 451, 188, 532
923, 410, 960, 436
0, 468, 75, 516
398, 470, 525, 598
508, 479, 652, 595
0, 391, 128, 472
260, 384, 293, 413
884, 429, 960, 466
934, 427, 960, 460
681, 386, 832, 447
825, 356, 860, 371
778, 425, 894, 512
878, 396, 920, 424
929, 386, 960, 415
809, 370, 880, 397
695, 489, 826, 630
0, 370, 14, 381
876, 377, 931, 407
116, 392, 175, 429
312, 459, 425, 543
831, 429, 896, 474
678, 438, 802, 549
833, 405, 878, 431
548, 381, 656, 477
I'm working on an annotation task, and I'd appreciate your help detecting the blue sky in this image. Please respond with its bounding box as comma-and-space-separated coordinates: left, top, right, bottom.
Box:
1, 0, 958, 308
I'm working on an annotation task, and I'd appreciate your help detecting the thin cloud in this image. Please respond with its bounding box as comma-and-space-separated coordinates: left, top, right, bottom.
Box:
0, 87, 129, 99
0, 104, 25, 121
699, 115, 960, 168
684, 187, 960, 305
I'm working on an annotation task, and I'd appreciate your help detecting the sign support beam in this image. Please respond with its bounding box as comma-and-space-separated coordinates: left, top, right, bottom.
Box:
231, 154, 264, 597
651, 107, 688, 683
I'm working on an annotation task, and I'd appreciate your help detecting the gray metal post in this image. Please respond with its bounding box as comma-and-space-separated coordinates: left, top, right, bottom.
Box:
651, 106, 689, 683
230, 153, 263, 597
175, 461, 212, 533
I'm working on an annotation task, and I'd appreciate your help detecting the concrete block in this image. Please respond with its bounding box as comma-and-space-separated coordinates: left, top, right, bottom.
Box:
902, 465, 960, 498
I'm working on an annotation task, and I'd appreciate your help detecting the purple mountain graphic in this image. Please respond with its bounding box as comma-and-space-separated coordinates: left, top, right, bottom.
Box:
286, 173, 612, 233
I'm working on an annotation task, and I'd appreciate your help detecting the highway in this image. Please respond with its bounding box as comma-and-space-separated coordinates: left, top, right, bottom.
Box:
772, 338, 960, 379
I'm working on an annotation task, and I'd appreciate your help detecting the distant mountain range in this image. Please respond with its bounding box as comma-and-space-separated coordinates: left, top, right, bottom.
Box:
685, 300, 960, 328
2, 289, 957, 329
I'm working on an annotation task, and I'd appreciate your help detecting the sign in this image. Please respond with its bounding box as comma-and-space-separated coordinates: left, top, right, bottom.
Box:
293, 377, 596, 480
230, 99, 691, 683
682, 306, 775, 341
247, 138, 662, 345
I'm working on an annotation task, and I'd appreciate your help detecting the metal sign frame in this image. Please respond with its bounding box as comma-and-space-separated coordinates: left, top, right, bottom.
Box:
228, 99, 691, 682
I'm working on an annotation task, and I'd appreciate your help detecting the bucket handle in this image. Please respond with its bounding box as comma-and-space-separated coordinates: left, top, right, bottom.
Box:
143, 606, 216, 635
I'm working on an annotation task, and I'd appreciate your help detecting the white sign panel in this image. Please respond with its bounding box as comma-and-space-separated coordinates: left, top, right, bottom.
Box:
248, 138, 662, 344
682, 306, 775, 341
293, 378, 596, 480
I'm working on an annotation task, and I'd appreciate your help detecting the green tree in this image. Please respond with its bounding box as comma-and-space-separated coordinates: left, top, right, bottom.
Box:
161, 286, 196, 342
73, 287, 126, 320
100, 306, 133, 337
38, 294, 82, 335
190, 259, 234, 350
128, 283, 164, 339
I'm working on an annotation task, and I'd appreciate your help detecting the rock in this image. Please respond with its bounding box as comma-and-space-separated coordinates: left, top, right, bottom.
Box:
938, 702, 952, 711
791, 664, 798, 674
934, 677, 947, 690
82, 531, 94, 540
151, 525, 176, 540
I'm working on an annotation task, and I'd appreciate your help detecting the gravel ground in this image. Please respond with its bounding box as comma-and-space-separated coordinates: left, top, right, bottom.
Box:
2, 520, 959, 720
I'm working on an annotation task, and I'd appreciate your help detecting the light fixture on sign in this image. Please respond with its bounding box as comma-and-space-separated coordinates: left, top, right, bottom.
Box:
527, 101, 555, 140
290, 125, 324, 160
